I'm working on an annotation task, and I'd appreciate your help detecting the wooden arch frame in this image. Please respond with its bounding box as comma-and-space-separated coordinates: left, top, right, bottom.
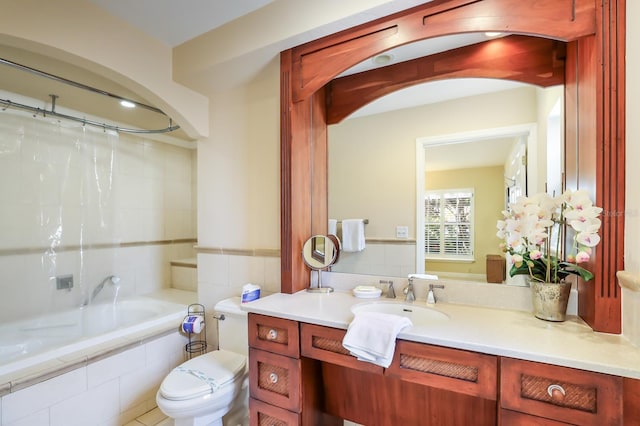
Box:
280, 0, 625, 333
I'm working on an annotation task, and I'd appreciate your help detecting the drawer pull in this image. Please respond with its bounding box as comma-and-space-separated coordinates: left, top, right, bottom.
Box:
269, 372, 279, 384
267, 329, 278, 340
547, 384, 566, 401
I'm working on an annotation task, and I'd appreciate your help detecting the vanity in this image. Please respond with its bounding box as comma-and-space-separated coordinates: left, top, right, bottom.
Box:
242, 291, 640, 426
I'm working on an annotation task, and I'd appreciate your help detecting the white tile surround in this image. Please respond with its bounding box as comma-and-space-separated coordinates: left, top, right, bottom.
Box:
322, 271, 579, 315
0, 331, 188, 426
331, 241, 416, 277
196, 251, 281, 347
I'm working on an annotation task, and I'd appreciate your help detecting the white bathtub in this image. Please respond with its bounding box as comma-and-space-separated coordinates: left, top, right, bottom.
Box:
0, 295, 187, 378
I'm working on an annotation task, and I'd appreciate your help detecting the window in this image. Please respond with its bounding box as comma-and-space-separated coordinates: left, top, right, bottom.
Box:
425, 189, 474, 260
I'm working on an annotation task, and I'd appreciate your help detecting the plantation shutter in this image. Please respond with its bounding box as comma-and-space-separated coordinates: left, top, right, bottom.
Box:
424, 190, 474, 260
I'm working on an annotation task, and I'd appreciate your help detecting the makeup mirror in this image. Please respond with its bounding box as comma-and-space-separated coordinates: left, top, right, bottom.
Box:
302, 235, 340, 293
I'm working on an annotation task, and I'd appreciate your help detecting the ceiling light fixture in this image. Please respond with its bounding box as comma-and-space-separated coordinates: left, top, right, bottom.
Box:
120, 100, 136, 108
372, 53, 394, 66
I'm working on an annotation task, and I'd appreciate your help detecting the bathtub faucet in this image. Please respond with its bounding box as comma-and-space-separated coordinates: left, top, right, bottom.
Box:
82, 275, 121, 306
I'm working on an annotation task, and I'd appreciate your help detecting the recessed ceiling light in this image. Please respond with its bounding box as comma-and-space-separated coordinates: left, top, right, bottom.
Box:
372, 53, 394, 66
485, 32, 503, 37
120, 100, 136, 108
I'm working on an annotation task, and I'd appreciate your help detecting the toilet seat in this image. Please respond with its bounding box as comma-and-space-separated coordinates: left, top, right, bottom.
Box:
160, 350, 246, 401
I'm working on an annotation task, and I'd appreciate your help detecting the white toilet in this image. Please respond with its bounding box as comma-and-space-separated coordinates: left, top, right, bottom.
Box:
156, 297, 249, 426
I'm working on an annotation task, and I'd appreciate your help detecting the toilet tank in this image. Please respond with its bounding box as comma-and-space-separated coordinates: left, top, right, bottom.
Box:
214, 297, 248, 356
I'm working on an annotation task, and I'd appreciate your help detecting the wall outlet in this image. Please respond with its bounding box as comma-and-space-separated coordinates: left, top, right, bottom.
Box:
56, 274, 74, 291
396, 226, 409, 239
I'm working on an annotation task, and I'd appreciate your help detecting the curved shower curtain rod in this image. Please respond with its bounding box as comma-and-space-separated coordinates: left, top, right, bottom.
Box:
0, 57, 181, 134
0, 97, 180, 134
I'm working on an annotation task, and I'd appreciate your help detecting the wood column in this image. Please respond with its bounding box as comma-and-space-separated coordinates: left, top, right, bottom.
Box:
281, 51, 328, 293
565, 0, 625, 333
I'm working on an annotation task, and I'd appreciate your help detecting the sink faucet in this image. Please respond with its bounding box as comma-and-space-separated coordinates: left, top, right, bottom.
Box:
427, 284, 445, 304
403, 276, 415, 302
82, 275, 120, 306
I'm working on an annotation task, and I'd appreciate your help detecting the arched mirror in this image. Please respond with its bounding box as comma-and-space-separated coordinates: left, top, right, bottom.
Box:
328, 74, 563, 282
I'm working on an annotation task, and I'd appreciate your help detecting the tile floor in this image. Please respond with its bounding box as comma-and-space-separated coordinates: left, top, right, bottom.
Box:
124, 407, 173, 426
125, 406, 363, 426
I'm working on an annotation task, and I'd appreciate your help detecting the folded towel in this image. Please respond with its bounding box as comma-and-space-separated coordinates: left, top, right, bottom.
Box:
342, 311, 412, 368
341, 219, 366, 252
328, 219, 338, 236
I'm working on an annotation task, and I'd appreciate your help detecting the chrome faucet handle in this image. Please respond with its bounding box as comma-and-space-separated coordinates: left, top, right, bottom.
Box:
427, 284, 445, 304
381, 280, 396, 298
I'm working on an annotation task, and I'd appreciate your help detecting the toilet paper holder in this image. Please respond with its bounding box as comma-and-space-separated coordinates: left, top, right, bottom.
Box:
183, 303, 207, 359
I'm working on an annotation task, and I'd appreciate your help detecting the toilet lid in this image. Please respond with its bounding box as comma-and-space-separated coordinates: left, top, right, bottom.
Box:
160, 350, 246, 401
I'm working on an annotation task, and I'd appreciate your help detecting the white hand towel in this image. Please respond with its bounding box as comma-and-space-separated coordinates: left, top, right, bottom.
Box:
328, 219, 338, 236
342, 311, 412, 368
341, 219, 366, 252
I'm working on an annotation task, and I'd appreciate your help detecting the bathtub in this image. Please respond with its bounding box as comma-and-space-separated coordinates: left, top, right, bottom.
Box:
0, 295, 188, 378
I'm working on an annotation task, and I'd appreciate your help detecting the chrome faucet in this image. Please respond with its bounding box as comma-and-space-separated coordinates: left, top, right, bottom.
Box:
403, 276, 415, 302
82, 275, 120, 306
427, 284, 445, 304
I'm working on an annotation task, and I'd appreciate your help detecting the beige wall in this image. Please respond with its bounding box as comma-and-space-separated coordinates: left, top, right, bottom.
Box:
622, 1, 640, 342
626, 2, 639, 274
425, 166, 504, 276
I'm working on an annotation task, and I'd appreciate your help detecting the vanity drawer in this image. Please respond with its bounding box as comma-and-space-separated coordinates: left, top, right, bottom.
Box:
386, 340, 498, 400
300, 323, 383, 374
249, 347, 302, 412
250, 397, 300, 426
500, 357, 623, 425
248, 313, 300, 358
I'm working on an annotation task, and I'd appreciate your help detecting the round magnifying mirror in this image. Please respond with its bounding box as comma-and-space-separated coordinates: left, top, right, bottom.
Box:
302, 235, 340, 293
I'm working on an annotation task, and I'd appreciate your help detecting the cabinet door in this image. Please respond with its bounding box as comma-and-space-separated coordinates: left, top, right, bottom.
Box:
300, 323, 383, 373
249, 347, 302, 412
386, 339, 498, 400
501, 357, 623, 425
248, 313, 300, 358
250, 398, 300, 426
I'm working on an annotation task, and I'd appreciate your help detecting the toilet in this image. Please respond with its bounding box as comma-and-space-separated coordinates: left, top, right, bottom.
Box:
156, 297, 249, 426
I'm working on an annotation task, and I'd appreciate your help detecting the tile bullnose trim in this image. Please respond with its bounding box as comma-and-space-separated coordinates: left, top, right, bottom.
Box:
195, 245, 280, 257
617, 270, 640, 292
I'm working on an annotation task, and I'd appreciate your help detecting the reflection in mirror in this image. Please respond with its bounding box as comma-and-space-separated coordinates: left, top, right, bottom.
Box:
302, 235, 339, 293
328, 79, 564, 284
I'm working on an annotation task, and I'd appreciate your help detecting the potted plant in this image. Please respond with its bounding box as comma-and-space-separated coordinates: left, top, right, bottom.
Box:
496, 190, 602, 321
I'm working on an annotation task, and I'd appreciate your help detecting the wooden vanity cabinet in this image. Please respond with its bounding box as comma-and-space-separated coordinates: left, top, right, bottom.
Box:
249, 315, 638, 425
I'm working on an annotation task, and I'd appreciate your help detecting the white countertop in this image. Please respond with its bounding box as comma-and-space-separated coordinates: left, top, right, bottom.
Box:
241, 290, 640, 379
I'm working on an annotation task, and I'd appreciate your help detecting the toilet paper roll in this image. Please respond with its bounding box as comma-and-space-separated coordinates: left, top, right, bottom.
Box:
182, 315, 204, 334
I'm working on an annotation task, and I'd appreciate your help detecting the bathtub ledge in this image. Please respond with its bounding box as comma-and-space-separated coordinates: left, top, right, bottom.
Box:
618, 270, 640, 292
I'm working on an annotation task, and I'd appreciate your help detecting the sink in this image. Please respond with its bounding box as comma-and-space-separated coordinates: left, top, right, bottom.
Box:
351, 301, 449, 326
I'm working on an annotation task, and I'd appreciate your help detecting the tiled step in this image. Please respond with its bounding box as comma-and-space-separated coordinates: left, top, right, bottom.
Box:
170, 258, 197, 292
